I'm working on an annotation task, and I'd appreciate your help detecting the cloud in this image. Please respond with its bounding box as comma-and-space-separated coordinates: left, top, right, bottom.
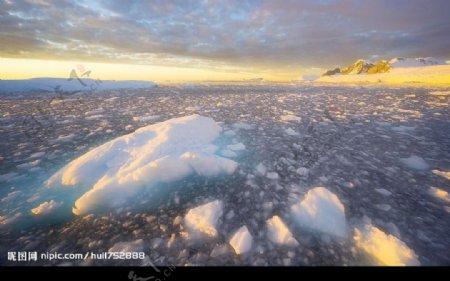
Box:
0, 0, 449, 71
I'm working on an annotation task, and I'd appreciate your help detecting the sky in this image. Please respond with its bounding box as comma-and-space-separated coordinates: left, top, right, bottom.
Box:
1, 0, 449, 82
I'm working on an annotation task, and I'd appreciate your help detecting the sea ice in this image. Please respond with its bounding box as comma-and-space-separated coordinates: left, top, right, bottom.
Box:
31, 200, 63, 215
400, 155, 429, 170
432, 170, 450, 181
290, 187, 347, 238
108, 239, 145, 253
266, 216, 298, 246
132, 115, 160, 122
0, 212, 22, 228
255, 163, 267, 175
285, 128, 299, 136
184, 200, 223, 238
375, 188, 392, 197
226, 143, 246, 151
354, 223, 420, 266
428, 187, 450, 203
46, 115, 237, 215
281, 114, 302, 123
229, 225, 253, 255
266, 172, 279, 180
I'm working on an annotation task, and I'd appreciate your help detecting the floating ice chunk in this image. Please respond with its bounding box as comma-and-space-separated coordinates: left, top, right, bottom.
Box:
229, 225, 253, 255
0, 172, 18, 182
290, 187, 347, 238
375, 188, 392, 197
223, 130, 236, 136
266, 216, 298, 246
17, 160, 41, 169
221, 150, 237, 158
428, 187, 450, 203
400, 155, 429, 170
296, 167, 309, 177
31, 200, 63, 215
133, 115, 160, 122
429, 91, 450, 96
285, 128, 299, 136
375, 204, 391, 212
28, 151, 45, 159
227, 143, 246, 151
184, 200, 223, 237
391, 126, 415, 133
53, 133, 75, 143
185, 106, 201, 111
432, 170, 450, 181
255, 163, 267, 175
266, 172, 279, 180
354, 223, 420, 266
1, 191, 22, 202
46, 115, 237, 215
108, 239, 145, 253
105, 97, 119, 102
232, 122, 252, 130
210, 244, 229, 257
0, 212, 22, 228
85, 108, 104, 116
281, 115, 301, 123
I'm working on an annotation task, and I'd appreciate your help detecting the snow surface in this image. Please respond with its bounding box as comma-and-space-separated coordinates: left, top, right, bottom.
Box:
31, 200, 62, 215
266, 216, 298, 246
354, 223, 420, 266
291, 187, 347, 238
229, 225, 253, 255
46, 115, 237, 215
184, 200, 223, 237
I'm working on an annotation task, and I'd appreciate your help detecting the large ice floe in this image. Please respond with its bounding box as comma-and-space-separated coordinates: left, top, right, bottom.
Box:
290, 187, 347, 238
46, 115, 238, 215
354, 223, 420, 266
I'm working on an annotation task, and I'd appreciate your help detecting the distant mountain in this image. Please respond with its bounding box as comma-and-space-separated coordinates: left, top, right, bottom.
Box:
388, 57, 447, 68
322, 57, 447, 76
0, 78, 157, 93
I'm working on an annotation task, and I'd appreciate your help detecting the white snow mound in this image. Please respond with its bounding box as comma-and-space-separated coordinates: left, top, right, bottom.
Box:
290, 187, 347, 238
184, 200, 223, 237
46, 115, 237, 215
229, 225, 253, 255
266, 216, 298, 246
354, 223, 420, 266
